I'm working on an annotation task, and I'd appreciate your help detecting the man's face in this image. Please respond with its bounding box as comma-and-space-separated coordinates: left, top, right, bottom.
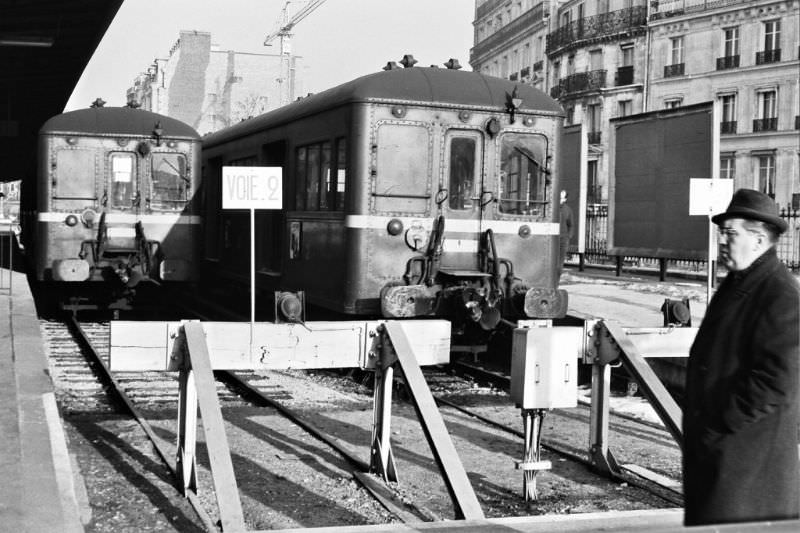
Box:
717, 218, 763, 271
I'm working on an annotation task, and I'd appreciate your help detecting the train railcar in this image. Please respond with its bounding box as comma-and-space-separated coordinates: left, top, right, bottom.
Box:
201, 63, 566, 336
25, 105, 202, 308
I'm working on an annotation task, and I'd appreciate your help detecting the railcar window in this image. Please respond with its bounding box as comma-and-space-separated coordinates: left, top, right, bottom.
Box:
306, 144, 322, 210
295, 147, 307, 210
335, 138, 347, 210
498, 133, 549, 216
375, 124, 429, 214
150, 153, 189, 210
294, 140, 345, 212
447, 136, 479, 210
109, 153, 135, 208
54, 150, 96, 199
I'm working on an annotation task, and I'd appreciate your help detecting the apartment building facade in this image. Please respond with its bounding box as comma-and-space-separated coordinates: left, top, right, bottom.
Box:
127, 30, 303, 136
648, 0, 800, 209
470, 0, 800, 209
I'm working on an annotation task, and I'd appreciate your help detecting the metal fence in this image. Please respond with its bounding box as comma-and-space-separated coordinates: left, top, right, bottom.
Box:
572, 206, 800, 273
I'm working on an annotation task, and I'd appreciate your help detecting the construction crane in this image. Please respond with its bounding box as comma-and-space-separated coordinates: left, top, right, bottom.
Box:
264, 0, 328, 106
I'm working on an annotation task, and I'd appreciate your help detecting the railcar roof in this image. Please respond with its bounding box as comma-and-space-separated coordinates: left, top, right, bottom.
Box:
40, 107, 200, 139
203, 67, 563, 146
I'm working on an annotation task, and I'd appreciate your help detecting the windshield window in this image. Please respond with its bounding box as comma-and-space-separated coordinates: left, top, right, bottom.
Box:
55, 150, 95, 199
110, 153, 135, 208
498, 133, 549, 216
375, 123, 430, 213
151, 153, 189, 209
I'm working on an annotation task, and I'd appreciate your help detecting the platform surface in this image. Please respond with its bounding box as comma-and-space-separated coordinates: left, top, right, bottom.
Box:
0, 260, 83, 533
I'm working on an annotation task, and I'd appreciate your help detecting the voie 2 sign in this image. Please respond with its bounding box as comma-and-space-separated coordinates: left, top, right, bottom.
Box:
222, 166, 283, 210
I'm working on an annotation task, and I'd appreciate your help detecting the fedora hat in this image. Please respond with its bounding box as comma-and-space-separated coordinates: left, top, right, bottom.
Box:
711, 188, 788, 234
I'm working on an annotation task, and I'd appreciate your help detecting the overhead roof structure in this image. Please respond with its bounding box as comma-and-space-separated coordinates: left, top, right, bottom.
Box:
0, 0, 124, 183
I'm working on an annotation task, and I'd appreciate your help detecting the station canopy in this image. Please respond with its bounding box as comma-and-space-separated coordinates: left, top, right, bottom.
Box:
0, 0, 123, 183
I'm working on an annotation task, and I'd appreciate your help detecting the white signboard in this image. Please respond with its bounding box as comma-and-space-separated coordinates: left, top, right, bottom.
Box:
689, 178, 734, 216
222, 166, 282, 210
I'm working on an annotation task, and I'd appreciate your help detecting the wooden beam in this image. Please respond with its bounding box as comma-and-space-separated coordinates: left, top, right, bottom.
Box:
384, 322, 484, 520
182, 323, 246, 533
601, 321, 683, 451
110, 320, 451, 371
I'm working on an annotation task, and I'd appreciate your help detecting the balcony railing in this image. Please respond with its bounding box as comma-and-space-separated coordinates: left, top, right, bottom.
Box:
720, 121, 737, 134
664, 63, 685, 77
651, 0, 751, 20
753, 118, 778, 132
520, 66, 530, 79
533, 60, 543, 72
616, 65, 634, 86
546, 6, 646, 54
471, 4, 546, 62
550, 69, 607, 99
756, 49, 781, 65
510, 72, 519, 81
587, 131, 602, 145
716, 55, 740, 70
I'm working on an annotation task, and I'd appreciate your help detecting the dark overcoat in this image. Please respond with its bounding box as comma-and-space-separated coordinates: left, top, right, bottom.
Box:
684, 248, 800, 525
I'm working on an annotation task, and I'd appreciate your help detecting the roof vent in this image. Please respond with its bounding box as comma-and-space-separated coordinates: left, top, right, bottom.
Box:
383, 61, 400, 71
444, 59, 462, 70
90, 98, 106, 108
400, 54, 418, 68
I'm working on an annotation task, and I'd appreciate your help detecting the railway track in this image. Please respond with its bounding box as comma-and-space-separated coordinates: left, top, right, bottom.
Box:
43, 302, 683, 530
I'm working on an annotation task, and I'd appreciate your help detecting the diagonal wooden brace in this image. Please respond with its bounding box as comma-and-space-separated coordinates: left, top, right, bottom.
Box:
600, 321, 683, 450
383, 322, 484, 520
181, 322, 246, 533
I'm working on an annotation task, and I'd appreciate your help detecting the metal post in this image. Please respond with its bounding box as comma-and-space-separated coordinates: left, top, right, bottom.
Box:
370, 358, 397, 482
176, 367, 198, 494
588, 360, 620, 475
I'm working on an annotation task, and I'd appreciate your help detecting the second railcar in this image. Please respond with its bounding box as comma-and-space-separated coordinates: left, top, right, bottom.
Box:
201, 64, 566, 330
27, 106, 202, 302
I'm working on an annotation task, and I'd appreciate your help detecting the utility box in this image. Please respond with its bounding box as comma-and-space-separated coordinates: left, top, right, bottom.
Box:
510, 327, 582, 409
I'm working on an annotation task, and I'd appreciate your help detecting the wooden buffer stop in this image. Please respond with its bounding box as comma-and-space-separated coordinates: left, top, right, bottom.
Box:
109, 319, 485, 532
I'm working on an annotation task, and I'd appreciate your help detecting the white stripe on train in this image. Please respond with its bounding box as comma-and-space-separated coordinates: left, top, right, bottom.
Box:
37, 212, 201, 224
344, 215, 559, 235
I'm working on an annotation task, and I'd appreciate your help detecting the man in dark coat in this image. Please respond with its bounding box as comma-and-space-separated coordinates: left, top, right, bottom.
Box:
684, 188, 799, 526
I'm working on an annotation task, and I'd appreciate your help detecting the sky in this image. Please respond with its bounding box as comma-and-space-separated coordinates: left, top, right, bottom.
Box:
65, 0, 476, 111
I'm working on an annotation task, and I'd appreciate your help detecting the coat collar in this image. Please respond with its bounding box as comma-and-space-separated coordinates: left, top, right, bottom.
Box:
704, 248, 781, 322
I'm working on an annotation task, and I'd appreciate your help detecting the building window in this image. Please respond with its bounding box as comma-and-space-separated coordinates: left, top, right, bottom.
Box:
720, 154, 735, 180
665, 37, 685, 77
754, 90, 778, 131
501, 55, 509, 78
618, 100, 631, 117
717, 27, 740, 69
723, 27, 739, 57
589, 49, 603, 71
670, 37, 684, 65
758, 20, 781, 64
586, 103, 601, 144
587, 160, 600, 204
621, 44, 634, 67
757, 154, 776, 198
552, 61, 561, 86
566, 106, 575, 125
764, 20, 780, 51
720, 94, 737, 134
664, 98, 682, 109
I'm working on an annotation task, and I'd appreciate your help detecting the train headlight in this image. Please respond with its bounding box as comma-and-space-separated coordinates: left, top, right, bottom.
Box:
387, 218, 404, 236
523, 117, 535, 127
64, 214, 79, 227
518, 225, 531, 238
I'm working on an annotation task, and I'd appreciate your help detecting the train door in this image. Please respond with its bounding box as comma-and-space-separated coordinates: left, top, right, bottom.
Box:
440, 129, 484, 272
